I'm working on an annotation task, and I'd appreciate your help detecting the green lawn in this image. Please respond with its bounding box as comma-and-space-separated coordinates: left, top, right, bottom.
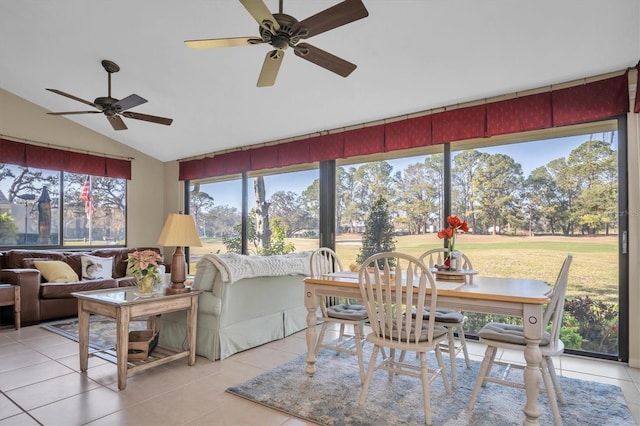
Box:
192, 233, 619, 303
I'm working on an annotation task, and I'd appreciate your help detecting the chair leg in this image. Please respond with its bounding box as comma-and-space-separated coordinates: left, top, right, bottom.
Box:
541, 357, 562, 425
358, 345, 380, 406
314, 321, 330, 356
468, 345, 497, 410
419, 351, 433, 425
546, 356, 565, 405
434, 345, 451, 395
338, 323, 346, 341
353, 323, 365, 384
446, 327, 458, 388
457, 324, 471, 368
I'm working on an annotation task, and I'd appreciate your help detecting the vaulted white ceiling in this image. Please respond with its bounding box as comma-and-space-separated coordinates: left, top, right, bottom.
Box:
1, 1, 638, 162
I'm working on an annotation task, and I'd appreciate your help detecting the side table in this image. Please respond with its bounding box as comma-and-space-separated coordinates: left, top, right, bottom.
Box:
0, 284, 20, 330
73, 288, 201, 390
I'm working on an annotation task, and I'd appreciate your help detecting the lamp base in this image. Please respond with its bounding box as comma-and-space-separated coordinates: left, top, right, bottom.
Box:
165, 286, 191, 295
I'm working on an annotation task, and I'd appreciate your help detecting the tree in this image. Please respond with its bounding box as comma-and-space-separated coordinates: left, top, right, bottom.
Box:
453, 150, 486, 232
270, 190, 316, 236
253, 176, 271, 250
567, 140, 617, 235
395, 162, 435, 234
189, 190, 214, 237
356, 195, 396, 265
0, 212, 19, 245
222, 211, 295, 255
474, 154, 524, 234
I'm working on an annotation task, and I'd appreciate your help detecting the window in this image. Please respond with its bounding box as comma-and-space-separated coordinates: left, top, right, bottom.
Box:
0, 164, 126, 247
183, 119, 627, 360
187, 167, 319, 264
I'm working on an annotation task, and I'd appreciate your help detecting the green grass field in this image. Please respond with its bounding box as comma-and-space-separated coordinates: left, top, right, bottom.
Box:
191, 233, 619, 304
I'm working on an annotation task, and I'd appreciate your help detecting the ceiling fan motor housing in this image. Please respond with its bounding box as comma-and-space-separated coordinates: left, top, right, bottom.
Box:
260, 14, 302, 50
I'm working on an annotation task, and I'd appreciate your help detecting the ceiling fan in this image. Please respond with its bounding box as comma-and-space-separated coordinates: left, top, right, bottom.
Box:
46, 60, 173, 131
185, 0, 369, 87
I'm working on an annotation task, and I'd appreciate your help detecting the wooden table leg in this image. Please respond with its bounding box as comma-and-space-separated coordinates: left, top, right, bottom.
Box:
522, 304, 544, 425
304, 287, 319, 379
116, 307, 130, 390
78, 301, 90, 372
187, 295, 198, 365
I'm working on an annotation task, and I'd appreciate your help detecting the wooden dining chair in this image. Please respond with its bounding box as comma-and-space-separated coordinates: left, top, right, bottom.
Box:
310, 247, 367, 383
358, 252, 451, 426
417, 248, 472, 388
468, 254, 573, 425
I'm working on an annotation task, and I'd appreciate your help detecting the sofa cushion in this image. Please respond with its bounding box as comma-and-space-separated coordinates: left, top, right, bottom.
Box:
33, 260, 79, 283
81, 254, 113, 280
4, 250, 65, 269
40, 279, 118, 299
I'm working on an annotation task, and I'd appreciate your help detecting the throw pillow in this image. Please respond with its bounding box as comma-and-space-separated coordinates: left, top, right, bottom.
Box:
32, 260, 79, 283
80, 255, 113, 280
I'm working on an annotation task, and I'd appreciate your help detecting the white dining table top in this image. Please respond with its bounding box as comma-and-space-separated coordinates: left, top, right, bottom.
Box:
304, 271, 552, 305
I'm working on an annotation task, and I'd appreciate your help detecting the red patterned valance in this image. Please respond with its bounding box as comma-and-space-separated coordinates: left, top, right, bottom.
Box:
385, 115, 432, 151
487, 93, 552, 136
179, 72, 631, 180
552, 74, 628, 126
0, 138, 131, 179
432, 104, 486, 144
344, 124, 385, 158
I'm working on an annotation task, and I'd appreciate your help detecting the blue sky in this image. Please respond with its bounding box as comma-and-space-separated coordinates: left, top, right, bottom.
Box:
206, 132, 617, 209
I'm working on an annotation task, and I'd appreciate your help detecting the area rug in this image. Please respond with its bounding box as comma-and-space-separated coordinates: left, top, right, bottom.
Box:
41, 315, 149, 351
227, 343, 635, 426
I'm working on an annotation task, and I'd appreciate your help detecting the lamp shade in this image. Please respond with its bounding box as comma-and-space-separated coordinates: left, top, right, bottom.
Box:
157, 213, 202, 247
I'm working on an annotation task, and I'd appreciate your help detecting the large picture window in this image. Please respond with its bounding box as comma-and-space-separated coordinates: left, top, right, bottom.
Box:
186, 119, 626, 361
0, 164, 126, 247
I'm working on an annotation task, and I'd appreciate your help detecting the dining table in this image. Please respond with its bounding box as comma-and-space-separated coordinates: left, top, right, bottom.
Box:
303, 271, 553, 426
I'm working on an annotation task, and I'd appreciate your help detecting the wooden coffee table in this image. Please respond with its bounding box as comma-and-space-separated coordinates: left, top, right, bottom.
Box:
72, 287, 201, 390
0, 284, 20, 330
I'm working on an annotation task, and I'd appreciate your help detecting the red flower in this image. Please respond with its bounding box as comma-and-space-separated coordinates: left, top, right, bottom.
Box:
437, 215, 469, 254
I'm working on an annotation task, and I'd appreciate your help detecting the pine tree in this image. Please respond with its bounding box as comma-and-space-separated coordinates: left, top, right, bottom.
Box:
356, 195, 396, 265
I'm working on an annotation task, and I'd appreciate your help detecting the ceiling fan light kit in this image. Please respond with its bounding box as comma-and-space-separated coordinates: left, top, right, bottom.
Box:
46, 59, 173, 131
185, 0, 369, 87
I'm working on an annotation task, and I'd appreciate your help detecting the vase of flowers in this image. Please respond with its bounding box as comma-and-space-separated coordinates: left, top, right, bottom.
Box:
127, 250, 163, 296
437, 215, 469, 271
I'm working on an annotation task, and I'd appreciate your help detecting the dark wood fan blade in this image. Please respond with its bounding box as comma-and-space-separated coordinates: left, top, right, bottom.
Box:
114, 94, 147, 112
108, 115, 127, 131
239, 0, 280, 31
293, 0, 368, 39
185, 37, 257, 49
46, 88, 99, 109
294, 43, 356, 77
257, 50, 284, 87
122, 111, 173, 126
47, 111, 101, 115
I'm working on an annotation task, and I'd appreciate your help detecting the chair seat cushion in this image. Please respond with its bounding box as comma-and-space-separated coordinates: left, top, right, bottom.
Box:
479, 322, 551, 346
413, 308, 464, 323
387, 321, 448, 342
327, 304, 368, 320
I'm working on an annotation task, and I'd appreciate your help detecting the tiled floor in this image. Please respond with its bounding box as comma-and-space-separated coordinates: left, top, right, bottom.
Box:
0, 321, 638, 426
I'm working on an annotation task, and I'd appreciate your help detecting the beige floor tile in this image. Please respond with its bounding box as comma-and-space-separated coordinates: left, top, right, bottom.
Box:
28, 386, 129, 426
186, 392, 291, 426
0, 322, 638, 425
0, 394, 22, 420
0, 413, 40, 426
0, 348, 50, 373
6, 371, 101, 411
84, 403, 169, 426
0, 360, 75, 391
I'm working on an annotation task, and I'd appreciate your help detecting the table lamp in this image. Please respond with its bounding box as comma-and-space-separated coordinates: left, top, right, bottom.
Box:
157, 212, 202, 295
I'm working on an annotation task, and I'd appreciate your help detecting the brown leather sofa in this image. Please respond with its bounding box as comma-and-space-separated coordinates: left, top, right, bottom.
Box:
0, 247, 161, 325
